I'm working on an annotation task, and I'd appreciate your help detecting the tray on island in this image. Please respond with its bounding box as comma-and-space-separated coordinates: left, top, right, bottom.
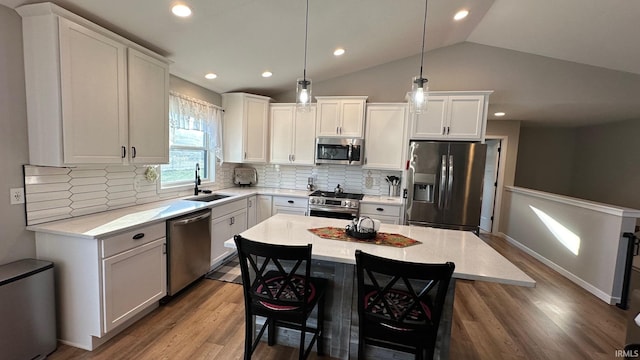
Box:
345, 228, 377, 240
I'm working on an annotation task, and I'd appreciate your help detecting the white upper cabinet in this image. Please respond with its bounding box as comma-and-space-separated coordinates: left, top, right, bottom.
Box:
270, 104, 316, 165
127, 48, 170, 165
222, 93, 270, 163
363, 104, 408, 170
410, 91, 492, 141
315, 96, 367, 137
17, 3, 170, 166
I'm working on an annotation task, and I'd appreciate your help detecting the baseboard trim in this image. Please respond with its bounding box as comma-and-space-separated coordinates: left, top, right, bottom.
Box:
497, 232, 618, 305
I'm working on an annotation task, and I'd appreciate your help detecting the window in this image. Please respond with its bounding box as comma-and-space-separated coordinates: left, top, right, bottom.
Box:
161, 92, 223, 188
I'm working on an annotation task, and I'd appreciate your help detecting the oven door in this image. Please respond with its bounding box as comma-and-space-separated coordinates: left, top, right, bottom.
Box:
308, 207, 357, 220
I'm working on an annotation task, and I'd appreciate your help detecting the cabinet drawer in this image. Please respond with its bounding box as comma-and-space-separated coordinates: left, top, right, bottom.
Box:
360, 203, 401, 217
272, 196, 308, 209
360, 214, 400, 225
211, 198, 247, 219
102, 222, 165, 258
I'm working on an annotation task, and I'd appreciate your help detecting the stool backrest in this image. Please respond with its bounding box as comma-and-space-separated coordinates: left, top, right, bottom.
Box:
234, 235, 313, 313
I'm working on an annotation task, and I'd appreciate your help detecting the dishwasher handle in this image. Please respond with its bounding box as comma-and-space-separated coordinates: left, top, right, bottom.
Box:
173, 211, 211, 226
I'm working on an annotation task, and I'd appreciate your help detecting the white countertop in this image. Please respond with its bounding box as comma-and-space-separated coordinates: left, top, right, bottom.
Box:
26, 186, 312, 238
25, 186, 404, 239
226, 213, 536, 287
361, 195, 403, 205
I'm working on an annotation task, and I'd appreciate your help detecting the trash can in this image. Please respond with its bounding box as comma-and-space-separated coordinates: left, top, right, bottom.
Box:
0, 259, 57, 360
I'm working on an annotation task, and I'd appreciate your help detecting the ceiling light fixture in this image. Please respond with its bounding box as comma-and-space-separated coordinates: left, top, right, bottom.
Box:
262, 71, 273, 78
333, 48, 345, 56
296, 0, 311, 111
409, 0, 429, 115
171, 4, 192, 17
204, 73, 217, 80
494, 112, 506, 117
454, 9, 469, 21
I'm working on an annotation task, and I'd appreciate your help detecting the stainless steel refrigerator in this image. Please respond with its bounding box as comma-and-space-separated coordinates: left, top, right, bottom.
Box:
405, 141, 487, 233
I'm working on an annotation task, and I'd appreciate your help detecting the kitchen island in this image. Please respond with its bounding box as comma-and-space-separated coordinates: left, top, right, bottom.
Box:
225, 214, 535, 359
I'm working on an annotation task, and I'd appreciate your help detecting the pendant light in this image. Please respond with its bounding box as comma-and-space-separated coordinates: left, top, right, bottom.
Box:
410, 0, 429, 115
296, 0, 312, 111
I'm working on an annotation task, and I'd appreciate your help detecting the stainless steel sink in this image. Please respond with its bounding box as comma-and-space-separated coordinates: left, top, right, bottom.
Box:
187, 194, 231, 202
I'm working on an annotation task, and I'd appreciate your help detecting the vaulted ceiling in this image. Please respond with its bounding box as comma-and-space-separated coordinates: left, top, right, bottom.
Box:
2, 0, 639, 126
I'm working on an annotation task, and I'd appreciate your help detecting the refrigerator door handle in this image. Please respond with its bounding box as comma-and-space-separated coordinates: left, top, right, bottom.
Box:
439, 155, 447, 209
446, 155, 454, 209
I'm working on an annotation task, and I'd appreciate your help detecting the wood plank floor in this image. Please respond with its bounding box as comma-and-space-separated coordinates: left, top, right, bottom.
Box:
47, 234, 628, 359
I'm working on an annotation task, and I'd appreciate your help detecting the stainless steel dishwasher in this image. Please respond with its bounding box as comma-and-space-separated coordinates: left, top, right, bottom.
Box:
167, 209, 211, 296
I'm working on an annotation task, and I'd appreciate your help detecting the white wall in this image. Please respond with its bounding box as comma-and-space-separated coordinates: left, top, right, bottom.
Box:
501, 187, 637, 304
0, 5, 35, 265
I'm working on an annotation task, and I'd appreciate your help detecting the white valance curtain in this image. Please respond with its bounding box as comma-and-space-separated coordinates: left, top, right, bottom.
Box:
169, 91, 224, 163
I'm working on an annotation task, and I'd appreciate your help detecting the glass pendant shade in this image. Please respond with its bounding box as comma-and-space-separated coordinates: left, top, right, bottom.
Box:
296, 78, 312, 111
410, 76, 428, 114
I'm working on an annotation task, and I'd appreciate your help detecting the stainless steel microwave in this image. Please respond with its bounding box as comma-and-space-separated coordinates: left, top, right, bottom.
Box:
315, 138, 364, 165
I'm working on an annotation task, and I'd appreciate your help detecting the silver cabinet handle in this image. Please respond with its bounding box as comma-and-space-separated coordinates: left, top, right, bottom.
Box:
291, 154, 295, 162
244, 152, 247, 159
121, 146, 126, 158
131, 146, 137, 158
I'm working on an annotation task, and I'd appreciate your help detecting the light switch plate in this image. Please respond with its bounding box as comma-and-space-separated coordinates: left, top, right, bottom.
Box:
10, 187, 25, 205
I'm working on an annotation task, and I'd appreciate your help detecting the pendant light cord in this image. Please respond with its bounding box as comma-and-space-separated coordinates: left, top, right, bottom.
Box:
419, 0, 428, 78
303, 0, 309, 81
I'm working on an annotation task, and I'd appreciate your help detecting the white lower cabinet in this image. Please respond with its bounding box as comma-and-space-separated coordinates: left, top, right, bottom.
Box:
33, 222, 166, 350
257, 195, 273, 223
360, 203, 402, 224
102, 237, 166, 333
211, 199, 247, 267
272, 196, 308, 216
247, 195, 258, 228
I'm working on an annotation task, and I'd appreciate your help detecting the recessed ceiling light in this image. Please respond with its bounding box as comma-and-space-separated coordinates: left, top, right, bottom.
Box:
172, 4, 192, 17
262, 71, 273, 78
204, 73, 217, 80
333, 48, 345, 56
494, 112, 506, 117
454, 9, 469, 21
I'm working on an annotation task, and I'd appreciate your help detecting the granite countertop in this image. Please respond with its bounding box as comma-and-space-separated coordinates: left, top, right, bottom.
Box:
227, 213, 536, 287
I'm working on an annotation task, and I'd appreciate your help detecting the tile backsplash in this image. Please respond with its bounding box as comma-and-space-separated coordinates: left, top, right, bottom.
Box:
24, 163, 400, 225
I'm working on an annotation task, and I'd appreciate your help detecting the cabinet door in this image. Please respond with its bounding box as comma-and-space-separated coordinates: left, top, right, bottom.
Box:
273, 206, 307, 216
339, 99, 365, 137
102, 238, 166, 333
410, 95, 447, 139
316, 100, 340, 136
245, 96, 269, 162
59, 18, 128, 164
446, 95, 484, 140
211, 209, 246, 267
292, 106, 317, 165
257, 195, 273, 223
364, 104, 407, 170
270, 105, 295, 164
211, 214, 233, 267
230, 208, 248, 235
247, 196, 258, 228
127, 48, 169, 164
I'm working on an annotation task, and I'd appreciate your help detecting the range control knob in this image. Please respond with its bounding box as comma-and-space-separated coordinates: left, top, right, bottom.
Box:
344, 200, 351, 207
351, 202, 358, 208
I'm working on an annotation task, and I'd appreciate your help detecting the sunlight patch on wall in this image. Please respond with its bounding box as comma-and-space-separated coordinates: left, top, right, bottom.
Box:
529, 205, 581, 255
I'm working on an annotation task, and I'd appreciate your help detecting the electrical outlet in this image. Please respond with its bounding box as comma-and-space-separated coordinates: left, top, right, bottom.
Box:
10, 187, 25, 205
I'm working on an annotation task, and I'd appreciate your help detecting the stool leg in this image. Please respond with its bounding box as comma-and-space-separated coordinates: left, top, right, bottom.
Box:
299, 321, 307, 360
244, 314, 253, 360
317, 295, 325, 356
267, 318, 276, 346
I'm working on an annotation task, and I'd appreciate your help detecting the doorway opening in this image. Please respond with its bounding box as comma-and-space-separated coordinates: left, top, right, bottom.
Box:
480, 138, 503, 233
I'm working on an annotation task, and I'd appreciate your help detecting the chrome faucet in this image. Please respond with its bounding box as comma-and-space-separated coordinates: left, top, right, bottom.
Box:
194, 163, 202, 195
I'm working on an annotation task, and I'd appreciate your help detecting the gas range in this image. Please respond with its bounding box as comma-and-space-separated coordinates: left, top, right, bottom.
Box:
308, 190, 364, 220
